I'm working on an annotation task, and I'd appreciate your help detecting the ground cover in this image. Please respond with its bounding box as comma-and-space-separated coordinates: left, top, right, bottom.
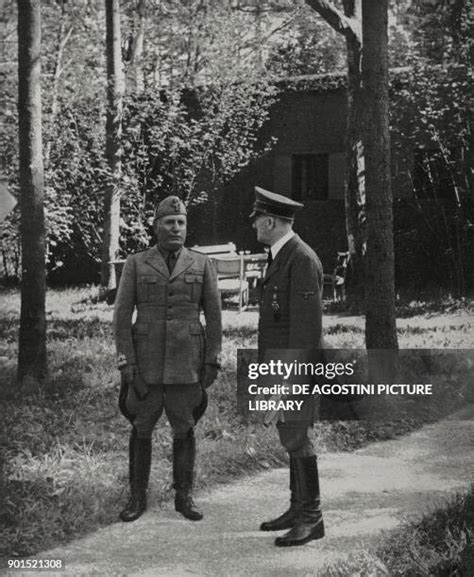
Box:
378, 485, 474, 576
0, 288, 472, 557
318, 484, 474, 576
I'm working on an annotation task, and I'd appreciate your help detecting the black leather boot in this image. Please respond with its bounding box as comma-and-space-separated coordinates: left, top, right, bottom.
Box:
173, 429, 203, 521
128, 427, 137, 484
275, 456, 325, 547
119, 435, 152, 522
260, 458, 297, 531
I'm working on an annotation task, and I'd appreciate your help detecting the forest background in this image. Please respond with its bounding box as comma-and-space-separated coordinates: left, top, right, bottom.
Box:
1, 0, 472, 290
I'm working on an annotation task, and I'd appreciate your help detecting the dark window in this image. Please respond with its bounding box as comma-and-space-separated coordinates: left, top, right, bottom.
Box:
413, 148, 455, 200
292, 153, 329, 201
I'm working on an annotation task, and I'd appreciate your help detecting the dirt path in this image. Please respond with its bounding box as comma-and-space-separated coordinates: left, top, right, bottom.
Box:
7, 405, 474, 577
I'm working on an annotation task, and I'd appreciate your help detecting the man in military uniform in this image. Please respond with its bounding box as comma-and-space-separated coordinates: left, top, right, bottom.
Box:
113, 196, 222, 523
251, 186, 325, 547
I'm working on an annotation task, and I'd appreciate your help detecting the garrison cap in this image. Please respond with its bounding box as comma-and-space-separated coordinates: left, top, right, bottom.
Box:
153, 196, 187, 220
250, 186, 303, 221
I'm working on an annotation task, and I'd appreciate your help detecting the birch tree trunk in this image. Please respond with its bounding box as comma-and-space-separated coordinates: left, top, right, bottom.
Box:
17, 0, 47, 385
306, 0, 366, 304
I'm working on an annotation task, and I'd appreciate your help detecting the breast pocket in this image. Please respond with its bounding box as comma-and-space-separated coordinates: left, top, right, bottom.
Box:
185, 272, 204, 303
137, 276, 164, 303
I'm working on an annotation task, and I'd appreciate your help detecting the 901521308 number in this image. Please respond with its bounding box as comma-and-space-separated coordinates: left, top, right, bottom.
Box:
6, 558, 64, 571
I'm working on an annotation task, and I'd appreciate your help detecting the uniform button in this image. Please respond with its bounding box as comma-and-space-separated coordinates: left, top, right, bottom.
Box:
169, 292, 173, 297
168, 305, 173, 309
167, 316, 172, 320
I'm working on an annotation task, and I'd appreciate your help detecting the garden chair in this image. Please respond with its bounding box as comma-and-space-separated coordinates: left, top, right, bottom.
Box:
323, 251, 350, 302
212, 254, 249, 312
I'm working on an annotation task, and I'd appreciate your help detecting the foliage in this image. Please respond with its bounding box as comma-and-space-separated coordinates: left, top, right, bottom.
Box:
391, 64, 471, 197
122, 0, 268, 86
1, 288, 473, 555
402, 0, 473, 66
265, 2, 346, 76
264, 1, 471, 78
2, 0, 473, 288
392, 197, 474, 294
378, 486, 474, 576
3, 80, 276, 281
1, 0, 281, 283
116, 78, 278, 258
395, 293, 474, 318
1, 0, 106, 282
273, 0, 473, 296
389, 1, 473, 295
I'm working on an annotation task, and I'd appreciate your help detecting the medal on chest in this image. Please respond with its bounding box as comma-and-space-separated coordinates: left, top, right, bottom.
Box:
271, 286, 281, 322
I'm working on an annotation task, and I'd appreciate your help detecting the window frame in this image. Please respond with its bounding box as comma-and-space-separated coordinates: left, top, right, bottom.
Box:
291, 152, 329, 201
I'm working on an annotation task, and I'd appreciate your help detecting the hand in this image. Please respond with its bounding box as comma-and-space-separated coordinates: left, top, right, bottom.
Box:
120, 364, 137, 387
201, 364, 219, 389
120, 364, 148, 399
263, 393, 287, 427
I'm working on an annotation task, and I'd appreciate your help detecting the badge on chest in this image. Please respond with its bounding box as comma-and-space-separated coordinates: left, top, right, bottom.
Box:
271, 286, 281, 322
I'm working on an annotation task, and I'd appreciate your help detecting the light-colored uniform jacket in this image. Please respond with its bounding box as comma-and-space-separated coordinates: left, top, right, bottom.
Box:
113, 246, 222, 384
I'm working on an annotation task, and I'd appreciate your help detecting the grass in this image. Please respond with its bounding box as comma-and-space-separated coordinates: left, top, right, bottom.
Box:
0, 287, 473, 559
318, 485, 474, 576
324, 288, 474, 318
379, 485, 474, 576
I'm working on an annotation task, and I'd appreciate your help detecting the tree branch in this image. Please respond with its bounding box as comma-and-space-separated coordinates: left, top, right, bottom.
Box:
259, 12, 301, 45
305, 0, 360, 41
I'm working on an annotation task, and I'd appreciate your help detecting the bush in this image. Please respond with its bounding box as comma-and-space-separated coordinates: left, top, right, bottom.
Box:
379, 486, 474, 576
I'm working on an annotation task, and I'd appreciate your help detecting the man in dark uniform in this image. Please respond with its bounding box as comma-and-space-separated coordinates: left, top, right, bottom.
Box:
113, 196, 222, 523
251, 186, 325, 547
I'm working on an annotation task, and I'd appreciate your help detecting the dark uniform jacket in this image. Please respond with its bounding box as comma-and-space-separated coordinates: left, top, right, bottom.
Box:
258, 234, 323, 357
113, 246, 222, 385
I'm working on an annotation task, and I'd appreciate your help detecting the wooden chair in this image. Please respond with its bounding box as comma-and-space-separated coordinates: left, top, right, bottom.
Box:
212, 255, 249, 312
323, 251, 350, 302
241, 252, 267, 289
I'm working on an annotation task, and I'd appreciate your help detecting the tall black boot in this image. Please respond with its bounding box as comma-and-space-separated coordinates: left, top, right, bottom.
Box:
128, 427, 137, 485
119, 435, 152, 522
173, 429, 203, 521
260, 458, 297, 531
275, 456, 325, 547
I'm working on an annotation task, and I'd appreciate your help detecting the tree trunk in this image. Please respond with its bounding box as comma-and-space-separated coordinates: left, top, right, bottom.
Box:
44, 2, 73, 167
361, 0, 398, 353
102, 0, 124, 289
128, 0, 146, 93
343, 0, 365, 304
17, 0, 47, 385
306, 0, 365, 305
306, 0, 398, 369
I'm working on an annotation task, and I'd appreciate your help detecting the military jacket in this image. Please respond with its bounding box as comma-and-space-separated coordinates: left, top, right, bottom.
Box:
113, 246, 222, 384
258, 234, 323, 357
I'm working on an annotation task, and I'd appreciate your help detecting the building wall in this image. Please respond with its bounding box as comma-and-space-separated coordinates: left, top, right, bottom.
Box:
192, 83, 415, 274
267, 88, 347, 200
